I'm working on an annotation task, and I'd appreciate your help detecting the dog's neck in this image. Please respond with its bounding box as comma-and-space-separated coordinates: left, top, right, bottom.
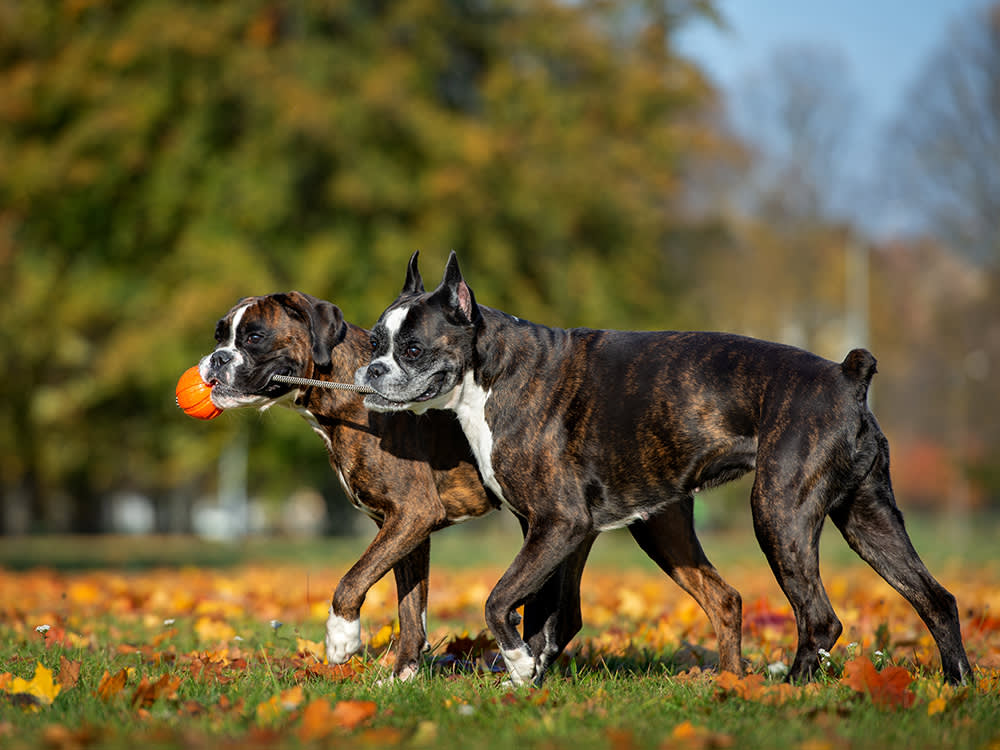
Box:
473, 306, 575, 392
290, 323, 374, 424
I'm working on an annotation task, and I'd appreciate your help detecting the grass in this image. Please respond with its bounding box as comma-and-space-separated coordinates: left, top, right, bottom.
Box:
1, 511, 999, 748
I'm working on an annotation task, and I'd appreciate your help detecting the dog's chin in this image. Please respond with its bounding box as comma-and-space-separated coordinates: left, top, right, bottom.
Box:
210, 383, 285, 411
363, 380, 452, 415
363, 393, 417, 414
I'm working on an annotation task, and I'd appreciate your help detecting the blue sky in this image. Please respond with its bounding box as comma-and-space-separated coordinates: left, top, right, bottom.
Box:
677, 0, 988, 129
675, 0, 990, 233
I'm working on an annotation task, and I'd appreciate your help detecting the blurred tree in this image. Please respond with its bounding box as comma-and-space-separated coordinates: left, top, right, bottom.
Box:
881, 2, 1000, 507
886, 3, 1000, 267
693, 45, 861, 356
0, 0, 729, 532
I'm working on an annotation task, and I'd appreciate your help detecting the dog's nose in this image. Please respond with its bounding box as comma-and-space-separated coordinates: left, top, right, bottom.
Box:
210, 350, 234, 369
367, 362, 387, 381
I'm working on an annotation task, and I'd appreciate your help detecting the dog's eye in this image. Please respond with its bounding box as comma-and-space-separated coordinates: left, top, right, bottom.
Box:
370, 336, 379, 352
403, 344, 422, 360
245, 332, 263, 346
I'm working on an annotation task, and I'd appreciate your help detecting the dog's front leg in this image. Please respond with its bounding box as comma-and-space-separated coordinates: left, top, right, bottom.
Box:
521, 535, 596, 679
326, 517, 433, 667
389, 537, 431, 681
486, 514, 592, 687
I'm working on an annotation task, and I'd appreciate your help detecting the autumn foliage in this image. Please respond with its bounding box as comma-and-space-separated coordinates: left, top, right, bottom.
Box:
1, 552, 998, 747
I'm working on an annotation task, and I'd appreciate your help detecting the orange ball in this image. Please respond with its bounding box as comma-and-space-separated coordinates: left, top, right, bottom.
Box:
176, 365, 223, 420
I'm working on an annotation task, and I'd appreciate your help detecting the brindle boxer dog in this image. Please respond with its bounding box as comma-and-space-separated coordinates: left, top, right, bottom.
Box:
198, 292, 744, 681
357, 252, 973, 687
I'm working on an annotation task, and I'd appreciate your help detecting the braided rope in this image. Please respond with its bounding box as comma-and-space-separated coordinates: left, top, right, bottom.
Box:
270, 373, 375, 394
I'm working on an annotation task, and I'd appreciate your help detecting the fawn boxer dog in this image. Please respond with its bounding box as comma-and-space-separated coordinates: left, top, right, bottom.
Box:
198, 292, 744, 680
357, 252, 973, 687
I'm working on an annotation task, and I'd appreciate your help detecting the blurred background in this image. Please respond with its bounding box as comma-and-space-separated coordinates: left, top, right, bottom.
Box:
2, 0, 997, 541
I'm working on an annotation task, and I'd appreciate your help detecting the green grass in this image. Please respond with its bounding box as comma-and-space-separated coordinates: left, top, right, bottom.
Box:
1, 512, 998, 748
2, 631, 998, 750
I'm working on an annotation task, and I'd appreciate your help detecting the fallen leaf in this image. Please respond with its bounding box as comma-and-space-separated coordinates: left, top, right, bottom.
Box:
297, 699, 336, 742
369, 623, 398, 651
7, 662, 61, 709
256, 685, 305, 725
130, 673, 182, 709
41, 723, 102, 749
926, 697, 947, 716
297, 637, 325, 662
96, 668, 129, 701
58, 656, 81, 689
194, 617, 237, 643
331, 699, 377, 730
668, 719, 734, 748
841, 658, 915, 709
358, 727, 405, 744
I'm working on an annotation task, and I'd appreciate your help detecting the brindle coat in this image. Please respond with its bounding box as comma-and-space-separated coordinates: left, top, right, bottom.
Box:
359, 252, 972, 687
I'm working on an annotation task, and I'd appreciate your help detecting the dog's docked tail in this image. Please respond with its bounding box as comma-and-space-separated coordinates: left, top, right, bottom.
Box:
840, 348, 877, 402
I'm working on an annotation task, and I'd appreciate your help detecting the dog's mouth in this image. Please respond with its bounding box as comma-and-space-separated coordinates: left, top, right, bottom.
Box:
207, 366, 294, 407
363, 373, 447, 412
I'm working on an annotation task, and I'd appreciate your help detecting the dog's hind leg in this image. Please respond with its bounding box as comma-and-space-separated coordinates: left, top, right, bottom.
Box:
750, 464, 843, 682
389, 537, 431, 681
829, 438, 973, 685
629, 497, 743, 674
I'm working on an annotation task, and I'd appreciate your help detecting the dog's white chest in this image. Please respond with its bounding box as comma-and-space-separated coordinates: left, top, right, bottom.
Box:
452, 374, 512, 511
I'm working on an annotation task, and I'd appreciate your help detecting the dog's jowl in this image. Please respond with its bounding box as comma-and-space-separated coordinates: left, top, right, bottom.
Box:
358, 251, 973, 687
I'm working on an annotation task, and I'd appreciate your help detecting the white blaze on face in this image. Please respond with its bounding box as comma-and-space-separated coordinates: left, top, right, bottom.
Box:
200, 302, 251, 381
370, 305, 410, 375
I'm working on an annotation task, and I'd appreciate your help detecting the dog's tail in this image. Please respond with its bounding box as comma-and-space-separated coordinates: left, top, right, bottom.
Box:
840, 348, 877, 402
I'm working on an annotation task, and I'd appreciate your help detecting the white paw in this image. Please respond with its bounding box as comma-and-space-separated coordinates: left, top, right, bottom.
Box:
325, 608, 361, 664
375, 662, 420, 686
500, 645, 535, 687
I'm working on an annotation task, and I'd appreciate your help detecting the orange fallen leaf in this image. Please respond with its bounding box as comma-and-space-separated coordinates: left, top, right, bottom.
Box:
841, 658, 915, 709
96, 668, 129, 701
296, 637, 325, 662
331, 699, 377, 730
297, 699, 336, 742
41, 723, 101, 748
131, 673, 182, 709
256, 685, 305, 725
58, 656, 81, 689
358, 727, 405, 744
669, 719, 734, 748
194, 617, 237, 643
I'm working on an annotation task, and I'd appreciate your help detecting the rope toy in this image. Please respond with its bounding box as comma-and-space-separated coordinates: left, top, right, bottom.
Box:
269, 373, 375, 394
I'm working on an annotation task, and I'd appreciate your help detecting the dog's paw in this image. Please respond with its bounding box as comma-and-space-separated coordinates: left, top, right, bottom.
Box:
375, 662, 420, 687
325, 608, 361, 664
499, 645, 536, 687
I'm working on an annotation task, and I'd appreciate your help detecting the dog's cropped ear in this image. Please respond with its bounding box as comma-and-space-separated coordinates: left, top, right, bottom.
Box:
402, 251, 425, 295
276, 292, 345, 368
432, 251, 480, 326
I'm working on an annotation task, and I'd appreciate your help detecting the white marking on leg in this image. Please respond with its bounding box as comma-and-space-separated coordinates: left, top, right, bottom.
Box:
500, 645, 536, 687
325, 607, 361, 664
